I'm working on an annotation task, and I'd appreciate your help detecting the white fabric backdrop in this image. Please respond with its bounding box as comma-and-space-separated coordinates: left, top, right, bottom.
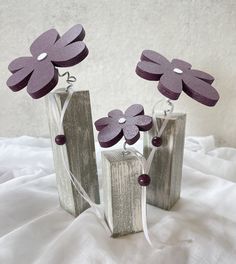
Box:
0, 136, 236, 264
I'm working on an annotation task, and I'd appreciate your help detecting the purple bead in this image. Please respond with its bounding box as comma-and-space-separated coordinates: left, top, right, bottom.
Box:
55, 134, 66, 145
138, 174, 151, 186
152, 136, 162, 147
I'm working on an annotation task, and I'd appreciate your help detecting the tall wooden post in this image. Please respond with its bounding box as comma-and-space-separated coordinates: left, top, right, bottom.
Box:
144, 113, 186, 210
45, 90, 100, 217
102, 148, 143, 237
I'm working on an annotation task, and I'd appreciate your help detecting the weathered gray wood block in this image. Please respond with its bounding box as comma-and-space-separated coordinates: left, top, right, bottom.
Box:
144, 113, 186, 210
45, 90, 100, 217
102, 148, 143, 237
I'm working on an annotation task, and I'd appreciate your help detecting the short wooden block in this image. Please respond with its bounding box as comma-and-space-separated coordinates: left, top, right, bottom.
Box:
144, 113, 186, 210
102, 148, 143, 237
45, 90, 100, 217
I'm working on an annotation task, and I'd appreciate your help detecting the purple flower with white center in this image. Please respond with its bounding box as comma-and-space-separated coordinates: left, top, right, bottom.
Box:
6, 24, 88, 99
95, 104, 153, 148
136, 50, 220, 106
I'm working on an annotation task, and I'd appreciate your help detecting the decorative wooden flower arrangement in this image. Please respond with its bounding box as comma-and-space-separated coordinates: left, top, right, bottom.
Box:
136, 50, 219, 211
95, 104, 153, 238
6, 25, 99, 217
6, 24, 220, 245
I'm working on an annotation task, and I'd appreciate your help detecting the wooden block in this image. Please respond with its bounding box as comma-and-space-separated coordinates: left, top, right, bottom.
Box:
102, 148, 143, 237
143, 113, 186, 210
45, 90, 100, 216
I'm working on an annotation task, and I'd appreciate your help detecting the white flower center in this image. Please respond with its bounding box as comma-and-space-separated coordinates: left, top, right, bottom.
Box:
118, 117, 126, 124
173, 68, 183, 74
37, 52, 48, 61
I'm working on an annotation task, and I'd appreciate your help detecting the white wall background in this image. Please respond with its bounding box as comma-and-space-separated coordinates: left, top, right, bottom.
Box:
0, 0, 235, 146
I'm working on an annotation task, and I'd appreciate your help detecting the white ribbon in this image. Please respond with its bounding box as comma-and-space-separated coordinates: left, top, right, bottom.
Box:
48, 76, 111, 235
49, 80, 190, 246
145, 110, 173, 174
125, 98, 174, 247
139, 99, 192, 248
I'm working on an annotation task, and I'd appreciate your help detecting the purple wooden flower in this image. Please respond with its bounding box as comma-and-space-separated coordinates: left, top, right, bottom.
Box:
136, 50, 219, 106
6, 24, 88, 99
95, 104, 153, 148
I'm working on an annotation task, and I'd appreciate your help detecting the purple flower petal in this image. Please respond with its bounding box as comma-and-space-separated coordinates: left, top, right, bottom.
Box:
125, 104, 144, 117
108, 109, 123, 119
141, 50, 170, 66
189, 69, 214, 84
6, 66, 34, 91
136, 61, 164, 81
49, 41, 88, 67
95, 104, 152, 148
182, 75, 219, 106
123, 125, 140, 145
171, 59, 192, 70
8, 57, 34, 73
94, 117, 112, 131
54, 24, 85, 48
158, 71, 183, 100
133, 115, 153, 131
136, 50, 219, 107
30, 29, 60, 57
98, 124, 123, 148
26, 61, 58, 99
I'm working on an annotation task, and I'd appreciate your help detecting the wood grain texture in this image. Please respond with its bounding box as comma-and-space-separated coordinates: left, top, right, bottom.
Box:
45, 90, 100, 216
102, 148, 143, 237
144, 113, 186, 210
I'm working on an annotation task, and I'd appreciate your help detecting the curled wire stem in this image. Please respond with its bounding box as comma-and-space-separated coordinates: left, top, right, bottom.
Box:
164, 99, 174, 116
152, 98, 174, 136
152, 98, 174, 117
58, 71, 77, 92
122, 141, 130, 156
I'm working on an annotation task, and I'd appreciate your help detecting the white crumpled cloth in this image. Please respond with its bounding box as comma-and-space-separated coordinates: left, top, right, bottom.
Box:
0, 135, 236, 264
